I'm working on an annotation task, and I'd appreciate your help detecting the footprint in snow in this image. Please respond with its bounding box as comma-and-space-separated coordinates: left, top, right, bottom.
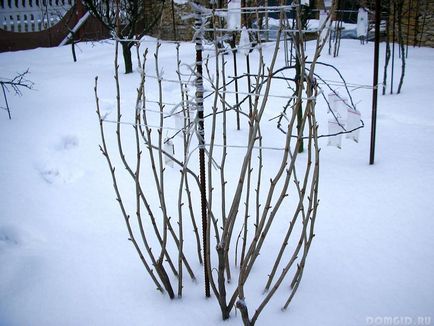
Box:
0, 224, 46, 252
36, 135, 84, 184
55, 135, 79, 151
0, 225, 20, 250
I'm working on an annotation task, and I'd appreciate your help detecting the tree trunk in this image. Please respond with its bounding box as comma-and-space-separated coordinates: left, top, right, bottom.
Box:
122, 42, 133, 74
396, 0, 406, 94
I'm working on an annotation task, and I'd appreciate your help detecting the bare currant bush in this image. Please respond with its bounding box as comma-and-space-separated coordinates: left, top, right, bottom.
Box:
95, 1, 339, 325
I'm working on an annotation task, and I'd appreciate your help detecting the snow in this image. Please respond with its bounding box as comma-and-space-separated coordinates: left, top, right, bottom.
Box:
226, 0, 241, 30
357, 8, 368, 39
1, 38, 434, 326
239, 26, 251, 55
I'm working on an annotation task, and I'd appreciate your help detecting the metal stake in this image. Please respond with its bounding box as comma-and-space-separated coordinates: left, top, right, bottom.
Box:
370, 0, 381, 165
194, 5, 210, 297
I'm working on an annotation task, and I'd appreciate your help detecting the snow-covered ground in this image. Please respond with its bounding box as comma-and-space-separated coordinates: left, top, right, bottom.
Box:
0, 38, 433, 326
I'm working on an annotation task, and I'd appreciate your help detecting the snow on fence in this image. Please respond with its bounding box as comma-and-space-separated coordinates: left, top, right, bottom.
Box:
0, 0, 74, 32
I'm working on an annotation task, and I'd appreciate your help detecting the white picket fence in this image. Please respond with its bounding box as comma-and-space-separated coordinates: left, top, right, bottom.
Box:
0, 0, 74, 32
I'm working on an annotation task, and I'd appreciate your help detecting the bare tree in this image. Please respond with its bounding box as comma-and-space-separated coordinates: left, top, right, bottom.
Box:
1, 70, 33, 119
83, 0, 165, 73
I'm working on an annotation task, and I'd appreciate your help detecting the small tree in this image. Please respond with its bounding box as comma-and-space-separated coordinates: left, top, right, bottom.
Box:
1, 70, 33, 119
83, 0, 165, 73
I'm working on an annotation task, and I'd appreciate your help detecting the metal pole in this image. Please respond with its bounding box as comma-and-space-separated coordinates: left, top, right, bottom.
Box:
194, 4, 210, 298
390, 1, 396, 94
370, 0, 381, 165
